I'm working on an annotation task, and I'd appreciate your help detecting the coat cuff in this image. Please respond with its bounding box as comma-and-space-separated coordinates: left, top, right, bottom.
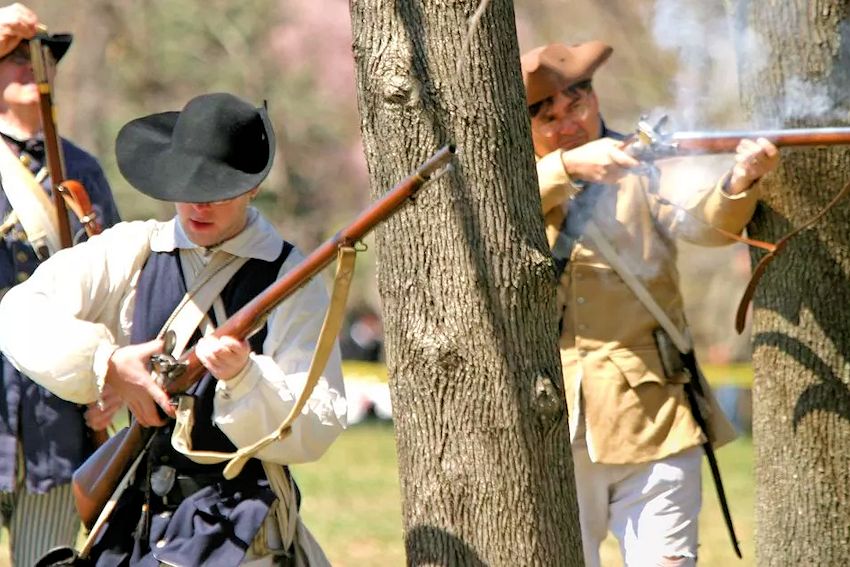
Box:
718, 171, 759, 201
538, 150, 582, 213
215, 355, 261, 401
93, 340, 119, 406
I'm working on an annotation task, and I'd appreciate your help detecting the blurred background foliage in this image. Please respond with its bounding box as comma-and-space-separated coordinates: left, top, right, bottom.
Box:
33, 0, 751, 359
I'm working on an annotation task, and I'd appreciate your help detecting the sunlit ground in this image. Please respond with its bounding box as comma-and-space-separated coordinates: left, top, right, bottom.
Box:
0, 422, 753, 566
294, 422, 755, 567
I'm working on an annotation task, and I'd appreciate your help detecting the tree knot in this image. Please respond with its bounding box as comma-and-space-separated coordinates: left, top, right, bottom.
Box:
534, 373, 564, 420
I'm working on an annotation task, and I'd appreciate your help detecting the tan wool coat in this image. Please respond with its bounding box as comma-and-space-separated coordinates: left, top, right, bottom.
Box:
538, 148, 754, 464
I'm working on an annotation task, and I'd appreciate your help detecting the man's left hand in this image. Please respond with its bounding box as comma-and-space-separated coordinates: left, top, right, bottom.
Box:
196, 335, 251, 381
727, 137, 780, 195
84, 384, 122, 431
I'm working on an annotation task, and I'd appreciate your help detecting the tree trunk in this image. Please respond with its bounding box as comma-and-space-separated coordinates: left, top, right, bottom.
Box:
348, 0, 583, 564
729, 2, 850, 564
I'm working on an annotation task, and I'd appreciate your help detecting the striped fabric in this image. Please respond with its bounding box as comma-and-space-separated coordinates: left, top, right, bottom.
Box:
0, 482, 80, 566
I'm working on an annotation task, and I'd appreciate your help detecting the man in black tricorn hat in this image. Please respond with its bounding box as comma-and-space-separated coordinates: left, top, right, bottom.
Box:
0, 92, 345, 566
0, 3, 120, 565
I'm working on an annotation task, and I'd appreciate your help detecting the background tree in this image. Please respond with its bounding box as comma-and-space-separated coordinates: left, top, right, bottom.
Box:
727, 1, 850, 564
348, 0, 583, 564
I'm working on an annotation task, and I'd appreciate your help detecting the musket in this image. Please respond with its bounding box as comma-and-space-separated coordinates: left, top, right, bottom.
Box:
626, 115, 850, 161
28, 32, 109, 452
29, 30, 102, 247
71, 144, 456, 534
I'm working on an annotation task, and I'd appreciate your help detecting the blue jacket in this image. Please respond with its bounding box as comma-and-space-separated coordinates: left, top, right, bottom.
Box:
0, 136, 120, 493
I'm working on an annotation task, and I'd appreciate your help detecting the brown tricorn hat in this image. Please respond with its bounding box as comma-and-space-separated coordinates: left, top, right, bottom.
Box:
520, 41, 613, 106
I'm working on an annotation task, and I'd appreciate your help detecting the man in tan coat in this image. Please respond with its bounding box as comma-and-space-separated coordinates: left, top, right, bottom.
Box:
521, 41, 779, 566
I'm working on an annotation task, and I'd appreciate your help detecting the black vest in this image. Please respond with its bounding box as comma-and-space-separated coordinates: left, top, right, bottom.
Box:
131, 246, 290, 476
91, 241, 294, 567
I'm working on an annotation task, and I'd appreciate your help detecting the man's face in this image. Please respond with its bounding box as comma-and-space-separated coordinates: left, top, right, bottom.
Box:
175, 188, 258, 248
0, 43, 39, 108
529, 85, 602, 156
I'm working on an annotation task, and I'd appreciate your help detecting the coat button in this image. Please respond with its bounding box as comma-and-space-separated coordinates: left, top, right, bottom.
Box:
578, 324, 588, 332
156, 539, 167, 548
576, 296, 586, 305
15, 250, 28, 263
15, 271, 28, 282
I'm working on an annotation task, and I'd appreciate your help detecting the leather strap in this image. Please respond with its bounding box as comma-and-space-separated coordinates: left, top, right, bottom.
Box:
170, 245, 357, 480
733, 178, 850, 332
159, 250, 248, 360
584, 220, 742, 557
58, 179, 103, 238
585, 220, 692, 352
639, 174, 850, 333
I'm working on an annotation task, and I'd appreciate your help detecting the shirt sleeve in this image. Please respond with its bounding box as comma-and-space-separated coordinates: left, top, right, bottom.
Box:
0, 221, 153, 403
212, 250, 347, 465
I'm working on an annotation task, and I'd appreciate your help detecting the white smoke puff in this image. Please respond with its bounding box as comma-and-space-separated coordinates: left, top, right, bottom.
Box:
735, 24, 771, 77
783, 77, 836, 122
650, 1, 756, 129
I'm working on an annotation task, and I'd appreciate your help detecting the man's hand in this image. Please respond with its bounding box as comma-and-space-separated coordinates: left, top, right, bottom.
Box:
195, 335, 251, 382
560, 137, 641, 185
105, 338, 173, 427
727, 137, 780, 195
83, 383, 122, 431
0, 3, 38, 58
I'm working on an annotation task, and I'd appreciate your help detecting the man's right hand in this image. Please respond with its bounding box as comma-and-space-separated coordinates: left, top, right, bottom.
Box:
105, 338, 175, 427
0, 3, 38, 58
560, 137, 640, 185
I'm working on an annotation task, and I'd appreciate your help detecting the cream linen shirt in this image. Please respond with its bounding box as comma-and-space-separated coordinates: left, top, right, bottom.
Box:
0, 208, 347, 465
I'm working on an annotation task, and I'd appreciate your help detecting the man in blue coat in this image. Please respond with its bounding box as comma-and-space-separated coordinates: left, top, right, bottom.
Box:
0, 4, 121, 565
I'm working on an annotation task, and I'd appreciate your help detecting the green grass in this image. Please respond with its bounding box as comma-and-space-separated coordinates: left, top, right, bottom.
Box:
295, 422, 755, 567
292, 420, 406, 566
0, 424, 753, 566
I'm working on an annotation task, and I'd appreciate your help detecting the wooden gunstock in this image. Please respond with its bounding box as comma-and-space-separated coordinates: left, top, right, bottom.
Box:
74, 425, 149, 530
72, 144, 455, 532
670, 127, 850, 154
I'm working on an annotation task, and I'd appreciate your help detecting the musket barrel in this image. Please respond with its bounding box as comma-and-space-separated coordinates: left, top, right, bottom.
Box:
671, 127, 850, 154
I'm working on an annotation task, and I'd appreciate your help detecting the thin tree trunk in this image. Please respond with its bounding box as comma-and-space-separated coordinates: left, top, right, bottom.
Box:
729, 2, 850, 564
349, 0, 583, 564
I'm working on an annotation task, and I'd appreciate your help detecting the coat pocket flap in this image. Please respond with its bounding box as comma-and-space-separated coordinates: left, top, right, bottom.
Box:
608, 347, 684, 388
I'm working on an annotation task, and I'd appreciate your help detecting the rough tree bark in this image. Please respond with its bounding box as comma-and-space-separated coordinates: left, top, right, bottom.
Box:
348, 0, 583, 565
729, 2, 850, 564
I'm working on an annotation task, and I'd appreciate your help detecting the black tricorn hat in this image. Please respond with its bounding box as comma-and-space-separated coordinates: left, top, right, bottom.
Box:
37, 32, 73, 62
115, 92, 275, 203
6, 32, 73, 62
